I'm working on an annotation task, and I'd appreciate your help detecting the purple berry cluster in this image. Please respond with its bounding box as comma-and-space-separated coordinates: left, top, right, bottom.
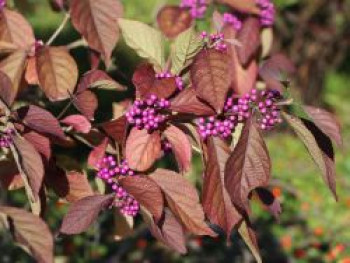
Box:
126, 95, 171, 132
256, 90, 282, 130
200, 31, 227, 52
197, 89, 283, 139
96, 156, 140, 217
223, 13, 242, 31
0, 129, 14, 148
180, 0, 207, 19
155, 72, 184, 91
198, 115, 238, 140
227, 89, 282, 130
256, 0, 275, 26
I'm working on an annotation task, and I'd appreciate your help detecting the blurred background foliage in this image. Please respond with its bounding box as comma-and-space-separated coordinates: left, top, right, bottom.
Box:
0, 0, 349, 262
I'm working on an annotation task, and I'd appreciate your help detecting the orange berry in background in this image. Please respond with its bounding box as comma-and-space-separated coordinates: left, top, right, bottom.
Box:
335, 244, 346, 253
272, 187, 282, 198
301, 202, 310, 212
313, 227, 324, 236
136, 239, 147, 249
339, 258, 350, 263
345, 198, 350, 208
280, 235, 292, 250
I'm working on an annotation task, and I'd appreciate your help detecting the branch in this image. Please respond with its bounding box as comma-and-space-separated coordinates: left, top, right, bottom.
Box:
66, 39, 88, 50
46, 13, 71, 46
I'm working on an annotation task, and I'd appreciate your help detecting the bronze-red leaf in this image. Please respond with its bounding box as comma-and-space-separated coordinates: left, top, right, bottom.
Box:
125, 128, 161, 172
157, 5, 193, 39
203, 137, 241, 238
190, 49, 231, 113
224, 119, 271, 213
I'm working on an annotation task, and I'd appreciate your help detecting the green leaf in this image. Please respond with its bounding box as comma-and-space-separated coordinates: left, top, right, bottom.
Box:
118, 18, 165, 69
171, 27, 203, 75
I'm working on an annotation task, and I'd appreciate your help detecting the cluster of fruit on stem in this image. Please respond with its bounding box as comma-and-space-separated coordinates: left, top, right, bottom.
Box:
96, 157, 139, 217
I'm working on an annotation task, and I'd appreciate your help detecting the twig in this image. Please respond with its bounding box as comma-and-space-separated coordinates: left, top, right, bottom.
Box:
57, 100, 73, 120
67, 39, 88, 50
46, 13, 71, 46
192, 145, 202, 154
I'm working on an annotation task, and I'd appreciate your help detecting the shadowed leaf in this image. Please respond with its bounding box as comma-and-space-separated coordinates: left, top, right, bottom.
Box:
0, 206, 54, 263
283, 113, 337, 199
191, 49, 231, 113
73, 90, 98, 120
236, 17, 261, 66
125, 128, 161, 172
47, 170, 94, 203
150, 169, 216, 236
17, 105, 65, 139
203, 138, 241, 238
36, 46, 78, 101
77, 70, 115, 93
157, 5, 192, 39
0, 70, 13, 107
0, 159, 23, 190
119, 176, 164, 221
259, 53, 296, 91
147, 208, 187, 254
132, 63, 177, 99
223, 26, 258, 95
255, 188, 282, 220
114, 210, 134, 241
164, 124, 192, 173
11, 134, 44, 202
170, 87, 215, 116
224, 119, 271, 213
60, 194, 115, 234
100, 116, 128, 145
23, 131, 51, 160
70, 0, 123, 66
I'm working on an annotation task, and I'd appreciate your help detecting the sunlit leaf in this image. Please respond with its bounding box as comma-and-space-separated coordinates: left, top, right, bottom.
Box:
36, 46, 78, 101
125, 128, 161, 172
171, 27, 204, 74
0, 8, 35, 48
119, 18, 165, 69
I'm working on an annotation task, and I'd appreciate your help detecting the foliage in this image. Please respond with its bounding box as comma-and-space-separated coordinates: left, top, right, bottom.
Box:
0, 0, 345, 262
